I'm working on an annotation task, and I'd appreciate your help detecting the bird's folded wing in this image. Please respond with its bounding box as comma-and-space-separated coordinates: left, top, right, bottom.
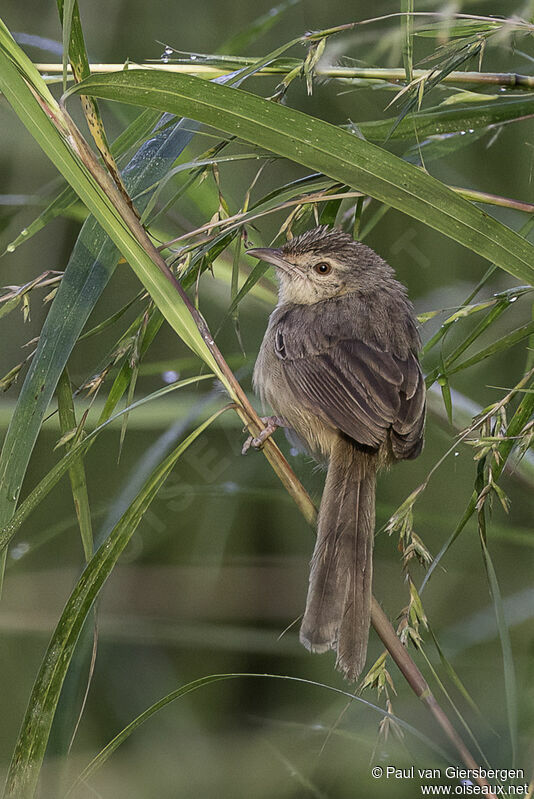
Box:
277, 331, 425, 457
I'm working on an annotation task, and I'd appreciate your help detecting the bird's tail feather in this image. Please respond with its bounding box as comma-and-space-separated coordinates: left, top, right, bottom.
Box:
299, 439, 375, 682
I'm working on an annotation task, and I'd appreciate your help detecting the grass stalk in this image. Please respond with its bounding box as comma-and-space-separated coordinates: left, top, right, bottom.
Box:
36, 62, 534, 89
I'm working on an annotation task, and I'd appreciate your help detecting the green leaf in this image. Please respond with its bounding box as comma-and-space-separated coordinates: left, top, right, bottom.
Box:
358, 95, 534, 141
58, 0, 75, 91
403, 128, 487, 166
66, 673, 450, 795
424, 297, 516, 385
479, 536, 518, 763
2, 407, 227, 799
66, 70, 534, 285
438, 375, 453, 424
56, 368, 93, 560
446, 320, 534, 376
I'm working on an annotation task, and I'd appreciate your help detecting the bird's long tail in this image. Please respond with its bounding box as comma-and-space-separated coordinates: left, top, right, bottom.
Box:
299, 438, 375, 682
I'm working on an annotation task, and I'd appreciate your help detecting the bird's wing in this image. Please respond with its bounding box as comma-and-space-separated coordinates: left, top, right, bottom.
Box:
276, 326, 425, 457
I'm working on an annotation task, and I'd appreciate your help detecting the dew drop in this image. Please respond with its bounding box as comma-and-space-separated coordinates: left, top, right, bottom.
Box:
6, 243, 15, 253
190, 54, 197, 61
509, 296, 518, 302
454, 451, 460, 457
21, 228, 28, 236
460, 130, 466, 135
468, 129, 474, 134
160, 46, 173, 63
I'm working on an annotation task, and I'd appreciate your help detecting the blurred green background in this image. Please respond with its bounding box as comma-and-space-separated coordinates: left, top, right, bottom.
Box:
1, 1, 533, 797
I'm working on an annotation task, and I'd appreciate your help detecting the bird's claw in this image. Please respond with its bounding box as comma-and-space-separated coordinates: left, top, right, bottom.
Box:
241, 416, 284, 455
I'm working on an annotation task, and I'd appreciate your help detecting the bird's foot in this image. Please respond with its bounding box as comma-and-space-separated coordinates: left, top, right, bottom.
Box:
242, 416, 285, 455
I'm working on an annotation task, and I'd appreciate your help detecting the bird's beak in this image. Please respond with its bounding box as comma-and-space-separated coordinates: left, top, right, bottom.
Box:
246, 247, 296, 274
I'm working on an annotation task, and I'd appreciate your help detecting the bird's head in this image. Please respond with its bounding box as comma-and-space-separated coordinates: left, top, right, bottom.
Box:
247, 226, 394, 305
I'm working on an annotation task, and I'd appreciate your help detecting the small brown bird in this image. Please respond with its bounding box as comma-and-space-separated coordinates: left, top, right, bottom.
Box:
246, 226, 425, 681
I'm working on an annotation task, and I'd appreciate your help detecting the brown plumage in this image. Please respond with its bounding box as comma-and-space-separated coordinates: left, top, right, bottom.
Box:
248, 226, 425, 681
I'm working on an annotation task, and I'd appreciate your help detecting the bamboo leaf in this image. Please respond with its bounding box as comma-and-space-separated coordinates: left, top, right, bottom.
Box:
401, 0, 414, 82
57, 0, 126, 199
66, 70, 534, 284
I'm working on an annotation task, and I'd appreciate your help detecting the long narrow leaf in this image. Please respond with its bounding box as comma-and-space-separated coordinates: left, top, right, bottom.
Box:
66, 672, 449, 796
3, 407, 227, 799
479, 536, 518, 763
56, 368, 93, 559
66, 70, 534, 284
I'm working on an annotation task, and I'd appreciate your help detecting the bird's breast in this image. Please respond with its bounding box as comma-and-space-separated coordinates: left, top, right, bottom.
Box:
253, 324, 337, 461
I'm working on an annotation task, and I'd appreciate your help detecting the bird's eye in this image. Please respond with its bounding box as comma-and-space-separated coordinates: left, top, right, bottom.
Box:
313, 262, 332, 275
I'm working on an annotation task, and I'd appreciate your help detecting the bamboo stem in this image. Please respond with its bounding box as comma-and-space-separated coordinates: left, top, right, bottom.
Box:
37, 62, 534, 89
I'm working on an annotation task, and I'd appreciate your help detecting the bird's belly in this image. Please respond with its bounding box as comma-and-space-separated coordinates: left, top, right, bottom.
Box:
254, 346, 337, 461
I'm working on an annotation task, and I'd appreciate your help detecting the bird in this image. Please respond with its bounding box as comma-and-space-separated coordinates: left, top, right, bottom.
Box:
245, 225, 425, 682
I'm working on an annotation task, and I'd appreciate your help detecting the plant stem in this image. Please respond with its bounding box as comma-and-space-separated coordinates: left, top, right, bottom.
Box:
371, 600, 496, 797
36, 62, 534, 89
450, 186, 534, 214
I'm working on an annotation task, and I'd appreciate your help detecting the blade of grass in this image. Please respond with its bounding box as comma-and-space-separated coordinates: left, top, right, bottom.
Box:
59, 0, 75, 92
57, 0, 127, 202
479, 534, 517, 764
421, 370, 534, 590
56, 368, 93, 560
65, 672, 451, 797
445, 320, 534, 376
427, 624, 489, 725
424, 298, 517, 385
2, 406, 228, 799
219, 0, 301, 54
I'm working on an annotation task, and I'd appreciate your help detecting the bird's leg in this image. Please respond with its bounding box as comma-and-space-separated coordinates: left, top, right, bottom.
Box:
242, 416, 286, 455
